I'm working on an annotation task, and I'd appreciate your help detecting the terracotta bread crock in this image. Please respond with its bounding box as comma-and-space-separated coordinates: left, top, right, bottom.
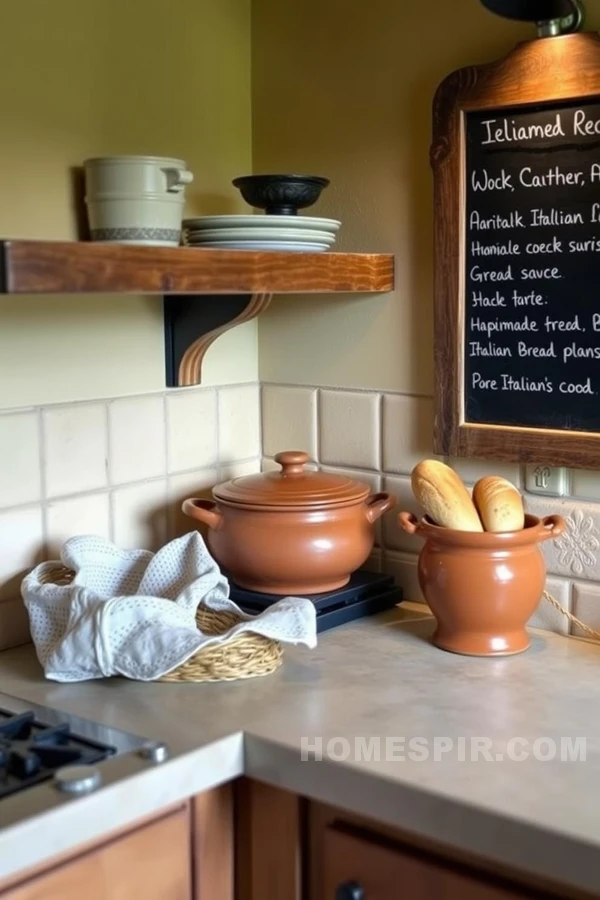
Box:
183, 450, 396, 595
399, 512, 566, 656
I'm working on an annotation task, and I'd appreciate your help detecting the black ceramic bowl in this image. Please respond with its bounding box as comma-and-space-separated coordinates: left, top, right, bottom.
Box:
232, 174, 330, 215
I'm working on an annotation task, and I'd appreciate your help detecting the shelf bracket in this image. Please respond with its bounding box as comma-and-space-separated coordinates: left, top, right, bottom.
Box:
163, 292, 273, 387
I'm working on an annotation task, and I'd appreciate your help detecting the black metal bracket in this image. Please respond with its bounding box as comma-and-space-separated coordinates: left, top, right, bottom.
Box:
163, 292, 273, 387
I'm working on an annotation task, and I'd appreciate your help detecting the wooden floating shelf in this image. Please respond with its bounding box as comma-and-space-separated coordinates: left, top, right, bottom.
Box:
0, 240, 394, 295
0, 240, 395, 386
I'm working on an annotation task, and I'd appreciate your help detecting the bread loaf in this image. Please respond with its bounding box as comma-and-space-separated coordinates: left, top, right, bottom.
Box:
411, 460, 483, 532
473, 475, 525, 533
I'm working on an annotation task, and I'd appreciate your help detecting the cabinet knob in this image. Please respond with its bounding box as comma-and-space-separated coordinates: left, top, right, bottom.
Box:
335, 882, 364, 900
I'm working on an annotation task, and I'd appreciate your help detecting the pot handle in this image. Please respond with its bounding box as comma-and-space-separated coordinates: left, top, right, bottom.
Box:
539, 514, 566, 541
398, 511, 421, 535
364, 492, 396, 524
164, 167, 194, 192
182, 498, 223, 531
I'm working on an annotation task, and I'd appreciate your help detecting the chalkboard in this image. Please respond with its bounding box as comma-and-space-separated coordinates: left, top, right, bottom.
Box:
465, 99, 600, 432
431, 32, 600, 468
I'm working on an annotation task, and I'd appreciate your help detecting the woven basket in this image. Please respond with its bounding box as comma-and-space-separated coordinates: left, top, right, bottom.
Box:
37, 565, 283, 683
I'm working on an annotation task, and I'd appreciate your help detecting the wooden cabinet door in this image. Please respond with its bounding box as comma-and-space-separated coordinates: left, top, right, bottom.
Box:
2, 807, 191, 900
322, 826, 555, 900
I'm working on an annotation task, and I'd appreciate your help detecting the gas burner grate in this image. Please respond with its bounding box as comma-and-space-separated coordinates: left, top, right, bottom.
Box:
0, 709, 115, 800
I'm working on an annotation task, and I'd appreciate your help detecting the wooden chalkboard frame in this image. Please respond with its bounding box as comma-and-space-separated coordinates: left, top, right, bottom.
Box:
431, 31, 600, 469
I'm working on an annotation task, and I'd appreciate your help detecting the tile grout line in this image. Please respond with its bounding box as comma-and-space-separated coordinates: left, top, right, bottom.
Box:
104, 401, 115, 542
256, 383, 263, 465
0, 381, 257, 418
37, 407, 49, 557
314, 387, 322, 465
215, 386, 222, 468
163, 390, 171, 478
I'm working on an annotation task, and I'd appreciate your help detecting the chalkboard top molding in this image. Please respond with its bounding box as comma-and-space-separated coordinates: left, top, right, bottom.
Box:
0, 239, 394, 296
432, 31, 600, 168
431, 30, 600, 469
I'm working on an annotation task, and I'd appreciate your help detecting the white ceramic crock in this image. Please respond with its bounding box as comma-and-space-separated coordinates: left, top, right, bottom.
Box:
84, 155, 194, 247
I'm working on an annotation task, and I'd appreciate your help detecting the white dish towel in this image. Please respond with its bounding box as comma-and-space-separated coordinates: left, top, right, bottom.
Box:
22, 532, 317, 683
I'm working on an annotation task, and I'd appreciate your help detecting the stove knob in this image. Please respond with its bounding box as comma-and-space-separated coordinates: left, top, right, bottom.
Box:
138, 741, 169, 764
54, 764, 102, 794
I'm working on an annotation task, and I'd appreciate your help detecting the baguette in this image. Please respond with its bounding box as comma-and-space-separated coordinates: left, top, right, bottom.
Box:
473, 475, 525, 533
411, 460, 483, 532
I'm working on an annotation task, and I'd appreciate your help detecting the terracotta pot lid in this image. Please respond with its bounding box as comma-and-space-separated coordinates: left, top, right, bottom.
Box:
214, 450, 370, 507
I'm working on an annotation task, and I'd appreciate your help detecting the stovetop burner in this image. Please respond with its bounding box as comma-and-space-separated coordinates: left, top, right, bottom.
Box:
0, 708, 116, 800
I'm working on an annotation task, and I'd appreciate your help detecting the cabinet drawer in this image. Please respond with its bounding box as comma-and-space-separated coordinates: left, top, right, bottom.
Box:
2, 807, 191, 900
323, 826, 552, 900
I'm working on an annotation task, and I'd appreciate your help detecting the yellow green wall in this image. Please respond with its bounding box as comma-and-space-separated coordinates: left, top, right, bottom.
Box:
0, 0, 256, 409
253, 0, 599, 393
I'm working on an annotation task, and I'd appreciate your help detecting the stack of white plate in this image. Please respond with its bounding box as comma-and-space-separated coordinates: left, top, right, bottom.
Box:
182, 215, 341, 252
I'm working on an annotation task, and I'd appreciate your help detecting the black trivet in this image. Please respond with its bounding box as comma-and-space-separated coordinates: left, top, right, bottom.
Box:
230, 569, 403, 634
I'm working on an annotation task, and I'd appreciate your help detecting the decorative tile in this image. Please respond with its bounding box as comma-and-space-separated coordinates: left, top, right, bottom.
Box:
0, 506, 44, 603
383, 550, 424, 603
167, 468, 218, 540
46, 493, 111, 557
524, 494, 600, 579
43, 403, 108, 498
166, 388, 217, 474
382, 394, 434, 475
109, 395, 166, 485
322, 466, 382, 546
571, 469, 600, 502
571, 582, 600, 640
112, 479, 168, 551
319, 390, 380, 470
218, 385, 260, 462
529, 576, 571, 635
449, 457, 522, 488
381, 475, 425, 554
0, 411, 41, 509
262, 385, 318, 460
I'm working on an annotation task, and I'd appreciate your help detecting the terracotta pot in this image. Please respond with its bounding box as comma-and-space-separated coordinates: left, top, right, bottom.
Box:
183, 450, 396, 595
398, 512, 566, 656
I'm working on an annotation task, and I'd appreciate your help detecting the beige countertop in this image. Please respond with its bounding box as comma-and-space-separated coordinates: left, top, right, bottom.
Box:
1, 605, 600, 895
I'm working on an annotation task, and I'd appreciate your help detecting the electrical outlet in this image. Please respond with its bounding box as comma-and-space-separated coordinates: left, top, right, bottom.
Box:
525, 465, 567, 497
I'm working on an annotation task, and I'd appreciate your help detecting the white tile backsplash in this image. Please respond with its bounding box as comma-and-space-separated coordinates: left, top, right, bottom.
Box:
529, 576, 571, 635
0, 386, 259, 651
382, 394, 434, 476
43, 403, 108, 498
381, 474, 425, 554
109, 395, 166, 485
166, 388, 217, 474
571, 469, 600, 502
0, 411, 41, 509
5, 380, 600, 651
383, 550, 424, 603
261, 385, 318, 459
321, 465, 382, 546
571, 582, 600, 639
0, 506, 44, 601
218, 459, 261, 481
112, 479, 168, 551
218, 384, 260, 462
167, 468, 219, 539
320, 390, 380, 470
449, 457, 522, 488
46, 493, 111, 556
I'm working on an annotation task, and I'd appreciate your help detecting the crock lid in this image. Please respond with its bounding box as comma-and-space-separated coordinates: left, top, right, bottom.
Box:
214, 450, 370, 507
